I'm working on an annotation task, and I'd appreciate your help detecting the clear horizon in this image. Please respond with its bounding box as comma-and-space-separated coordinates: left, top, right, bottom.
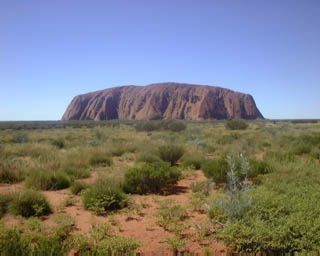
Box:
1, 0, 319, 120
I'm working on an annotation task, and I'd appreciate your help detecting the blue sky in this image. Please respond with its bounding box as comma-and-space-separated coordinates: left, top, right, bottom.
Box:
0, 0, 319, 120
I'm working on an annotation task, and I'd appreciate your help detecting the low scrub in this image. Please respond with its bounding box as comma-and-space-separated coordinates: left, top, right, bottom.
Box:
181, 153, 204, 170
25, 170, 71, 190
124, 162, 181, 194
0, 160, 25, 183
89, 155, 113, 167
70, 181, 88, 195
9, 190, 52, 217
0, 194, 12, 218
135, 120, 186, 132
158, 144, 184, 166
202, 159, 229, 183
82, 178, 128, 214
203, 157, 272, 183
225, 120, 248, 130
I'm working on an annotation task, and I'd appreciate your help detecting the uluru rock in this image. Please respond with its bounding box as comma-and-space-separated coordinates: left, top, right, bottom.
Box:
62, 82, 263, 120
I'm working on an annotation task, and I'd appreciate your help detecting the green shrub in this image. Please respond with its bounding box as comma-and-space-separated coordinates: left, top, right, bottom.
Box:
190, 181, 212, 196
93, 236, 140, 255
70, 181, 87, 195
64, 167, 90, 179
25, 171, 71, 190
0, 194, 12, 218
9, 190, 52, 217
0, 160, 25, 183
165, 120, 187, 132
51, 138, 65, 149
0, 222, 67, 255
157, 200, 188, 232
181, 154, 204, 169
89, 155, 113, 167
225, 120, 248, 130
82, 178, 128, 214
11, 133, 29, 143
136, 152, 163, 164
124, 162, 181, 194
158, 144, 184, 166
248, 160, 273, 178
202, 159, 229, 183
135, 121, 160, 132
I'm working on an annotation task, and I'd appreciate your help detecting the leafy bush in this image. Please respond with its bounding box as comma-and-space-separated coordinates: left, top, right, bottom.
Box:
124, 162, 181, 194
9, 190, 52, 217
0, 194, 12, 218
158, 144, 184, 166
25, 170, 71, 190
225, 120, 248, 130
70, 181, 88, 195
89, 155, 113, 167
202, 159, 229, 183
82, 178, 128, 214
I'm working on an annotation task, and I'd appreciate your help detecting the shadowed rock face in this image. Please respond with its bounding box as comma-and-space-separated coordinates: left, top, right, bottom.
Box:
62, 83, 264, 120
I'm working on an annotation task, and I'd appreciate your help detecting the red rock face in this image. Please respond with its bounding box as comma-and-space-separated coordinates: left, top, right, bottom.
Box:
62, 83, 264, 120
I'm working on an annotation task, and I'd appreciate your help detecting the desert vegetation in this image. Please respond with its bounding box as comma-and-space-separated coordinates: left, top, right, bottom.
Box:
0, 119, 320, 254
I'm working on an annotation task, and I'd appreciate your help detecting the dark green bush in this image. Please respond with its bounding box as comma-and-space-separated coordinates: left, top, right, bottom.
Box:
164, 120, 187, 132
225, 120, 248, 130
135, 121, 160, 132
89, 155, 113, 167
51, 138, 65, 149
124, 162, 181, 194
70, 181, 87, 195
25, 171, 71, 190
9, 190, 52, 217
202, 159, 229, 183
158, 144, 184, 166
82, 178, 128, 214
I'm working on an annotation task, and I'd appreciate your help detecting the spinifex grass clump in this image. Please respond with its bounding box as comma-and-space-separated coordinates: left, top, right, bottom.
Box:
25, 170, 71, 190
0, 159, 25, 183
9, 190, 52, 217
82, 178, 128, 215
124, 162, 181, 194
70, 181, 88, 195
